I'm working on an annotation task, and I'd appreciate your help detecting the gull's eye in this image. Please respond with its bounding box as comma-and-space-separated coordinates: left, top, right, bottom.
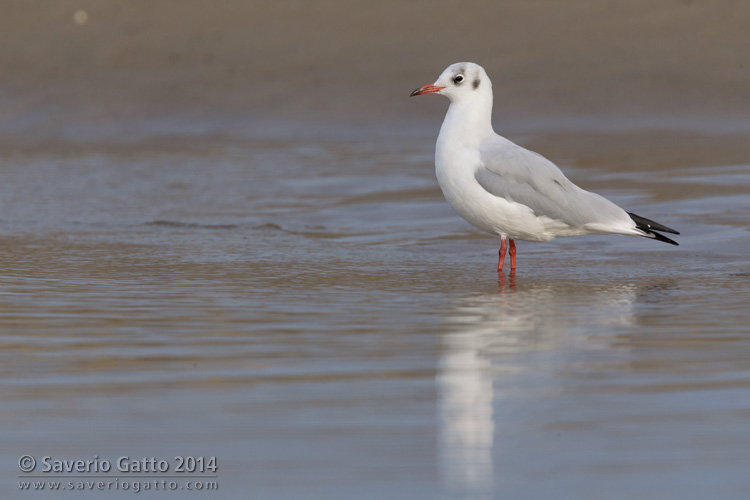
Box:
453, 74, 464, 84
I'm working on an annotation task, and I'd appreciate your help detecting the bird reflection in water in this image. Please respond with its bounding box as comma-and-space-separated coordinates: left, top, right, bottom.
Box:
436, 275, 659, 499
497, 271, 516, 293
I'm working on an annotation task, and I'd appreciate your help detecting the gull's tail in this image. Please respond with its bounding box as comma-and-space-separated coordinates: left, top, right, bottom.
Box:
627, 212, 680, 246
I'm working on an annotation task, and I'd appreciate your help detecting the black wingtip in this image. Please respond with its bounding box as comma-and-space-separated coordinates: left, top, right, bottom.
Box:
647, 231, 679, 246
627, 212, 680, 246
627, 212, 680, 234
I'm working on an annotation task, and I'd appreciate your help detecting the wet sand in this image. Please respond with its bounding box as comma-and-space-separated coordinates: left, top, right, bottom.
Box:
2, 2, 750, 499
2, 130, 749, 499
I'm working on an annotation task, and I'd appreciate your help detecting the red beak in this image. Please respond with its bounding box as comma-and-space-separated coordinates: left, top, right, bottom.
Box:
410, 84, 445, 97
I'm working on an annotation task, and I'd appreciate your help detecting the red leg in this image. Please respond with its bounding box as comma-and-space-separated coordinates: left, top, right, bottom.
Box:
497, 235, 507, 272
509, 239, 516, 272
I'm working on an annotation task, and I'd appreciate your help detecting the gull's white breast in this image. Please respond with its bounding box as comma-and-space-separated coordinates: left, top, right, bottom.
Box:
435, 139, 560, 242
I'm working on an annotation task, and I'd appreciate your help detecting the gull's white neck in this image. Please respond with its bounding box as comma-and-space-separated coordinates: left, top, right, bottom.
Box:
436, 91, 494, 152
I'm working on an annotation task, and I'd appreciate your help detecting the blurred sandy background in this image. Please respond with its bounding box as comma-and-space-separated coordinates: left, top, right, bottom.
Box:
2, 0, 749, 139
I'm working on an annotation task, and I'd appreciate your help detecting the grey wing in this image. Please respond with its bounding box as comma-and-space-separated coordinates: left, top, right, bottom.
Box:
475, 141, 627, 228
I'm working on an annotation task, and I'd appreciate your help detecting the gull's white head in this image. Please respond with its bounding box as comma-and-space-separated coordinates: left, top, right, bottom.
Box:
410, 62, 491, 103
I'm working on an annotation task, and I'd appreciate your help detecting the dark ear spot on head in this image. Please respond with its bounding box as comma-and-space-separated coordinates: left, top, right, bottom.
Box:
473, 78, 480, 90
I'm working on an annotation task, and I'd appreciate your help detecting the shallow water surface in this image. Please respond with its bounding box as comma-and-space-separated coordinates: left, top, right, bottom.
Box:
1, 127, 749, 499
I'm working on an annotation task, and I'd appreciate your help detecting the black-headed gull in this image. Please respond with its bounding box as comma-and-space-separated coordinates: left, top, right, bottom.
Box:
411, 62, 679, 272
